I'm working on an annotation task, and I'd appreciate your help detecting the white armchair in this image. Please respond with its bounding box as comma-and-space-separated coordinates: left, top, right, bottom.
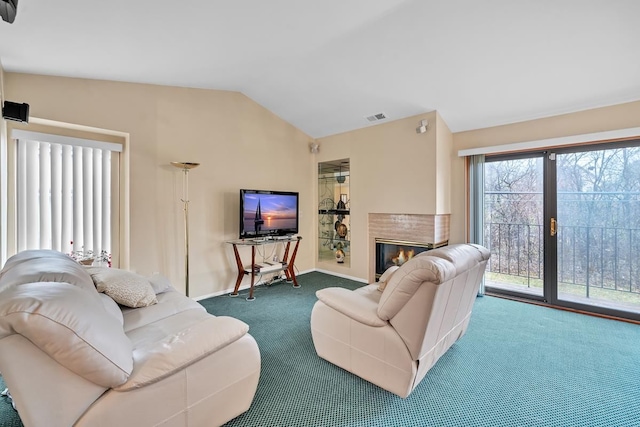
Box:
310, 243, 490, 398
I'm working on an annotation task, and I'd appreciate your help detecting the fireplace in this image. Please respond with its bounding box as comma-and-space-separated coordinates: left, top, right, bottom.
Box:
368, 213, 450, 282
375, 239, 444, 279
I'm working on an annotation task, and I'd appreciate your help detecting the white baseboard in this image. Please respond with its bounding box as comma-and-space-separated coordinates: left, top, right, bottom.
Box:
193, 268, 366, 301
312, 268, 368, 284
194, 277, 277, 301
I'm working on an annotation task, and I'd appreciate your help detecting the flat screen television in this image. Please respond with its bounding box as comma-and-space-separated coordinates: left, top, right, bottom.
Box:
239, 189, 299, 239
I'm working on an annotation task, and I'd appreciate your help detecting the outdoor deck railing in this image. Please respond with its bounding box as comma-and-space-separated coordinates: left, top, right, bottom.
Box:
485, 222, 640, 296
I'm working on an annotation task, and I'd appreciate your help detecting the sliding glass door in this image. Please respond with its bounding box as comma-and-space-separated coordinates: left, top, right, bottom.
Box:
483, 154, 545, 299
482, 140, 640, 321
555, 145, 640, 316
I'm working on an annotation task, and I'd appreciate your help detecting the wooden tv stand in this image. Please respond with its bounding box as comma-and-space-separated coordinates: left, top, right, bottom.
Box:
226, 236, 302, 301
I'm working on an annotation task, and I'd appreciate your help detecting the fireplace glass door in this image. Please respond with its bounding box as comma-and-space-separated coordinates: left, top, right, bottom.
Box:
375, 239, 433, 279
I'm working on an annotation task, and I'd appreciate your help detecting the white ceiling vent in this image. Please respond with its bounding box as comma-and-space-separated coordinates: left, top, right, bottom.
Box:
365, 112, 387, 122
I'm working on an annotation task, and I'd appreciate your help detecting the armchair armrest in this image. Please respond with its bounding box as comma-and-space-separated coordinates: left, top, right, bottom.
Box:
316, 287, 387, 327
115, 316, 249, 391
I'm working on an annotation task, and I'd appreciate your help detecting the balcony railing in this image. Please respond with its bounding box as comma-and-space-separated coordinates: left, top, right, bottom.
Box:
485, 222, 640, 297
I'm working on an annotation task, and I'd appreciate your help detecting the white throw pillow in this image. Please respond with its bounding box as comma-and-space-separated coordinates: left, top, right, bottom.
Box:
86, 267, 157, 308
148, 273, 175, 295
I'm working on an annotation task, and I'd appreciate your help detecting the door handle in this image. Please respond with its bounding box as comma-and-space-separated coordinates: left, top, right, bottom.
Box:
550, 218, 557, 237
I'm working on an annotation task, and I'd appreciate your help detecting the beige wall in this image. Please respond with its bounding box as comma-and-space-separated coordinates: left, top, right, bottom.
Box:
314, 100, 640, 280
449, 100, 640, 243
5, 70, 640, 290
4, 73, 314, 298
435, 112, 452, 215
0, 62, 7, 263
454, 100, 640, 150
314, 111, 446, 280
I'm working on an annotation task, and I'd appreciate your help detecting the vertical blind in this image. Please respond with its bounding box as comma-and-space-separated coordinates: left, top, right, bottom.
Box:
16, 137, 119, 258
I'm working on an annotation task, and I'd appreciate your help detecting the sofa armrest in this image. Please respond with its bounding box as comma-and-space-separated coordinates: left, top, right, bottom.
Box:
115, 316, 249, 391
0, 282, 133, 388
0, 334, 108, 427
316, 287, 387, 327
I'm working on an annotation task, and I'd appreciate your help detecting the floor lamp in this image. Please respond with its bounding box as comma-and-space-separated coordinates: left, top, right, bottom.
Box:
171, 161, 200, 297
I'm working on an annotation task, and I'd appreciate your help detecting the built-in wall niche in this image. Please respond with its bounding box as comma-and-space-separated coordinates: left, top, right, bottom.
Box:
318, 159, 350, 266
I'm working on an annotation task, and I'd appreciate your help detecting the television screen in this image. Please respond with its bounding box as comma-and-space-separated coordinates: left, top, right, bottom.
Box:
239, 189, 299, 238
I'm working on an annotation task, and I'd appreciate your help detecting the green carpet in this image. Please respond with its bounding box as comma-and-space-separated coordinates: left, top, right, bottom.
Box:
1, 272, 639, 426
201, 272, 640, 427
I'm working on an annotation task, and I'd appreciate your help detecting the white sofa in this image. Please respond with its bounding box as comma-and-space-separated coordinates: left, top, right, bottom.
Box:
310, 243, 489, 398
0, 250, 260, 427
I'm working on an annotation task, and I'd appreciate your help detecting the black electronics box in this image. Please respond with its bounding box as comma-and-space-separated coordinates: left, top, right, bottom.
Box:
2, 101, 29, 123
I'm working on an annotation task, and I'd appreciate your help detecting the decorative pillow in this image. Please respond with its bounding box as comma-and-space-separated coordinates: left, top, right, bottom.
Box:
148, 273, 175, 295
86, 267, 157, 308
377, 265, 400, 292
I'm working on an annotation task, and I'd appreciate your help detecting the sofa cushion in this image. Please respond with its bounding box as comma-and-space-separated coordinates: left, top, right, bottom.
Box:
0, 250, 97, 296
117, 313, 249, 391
86, 267, 157, 308
121, 289, 205, 332
0, 282, 133, 387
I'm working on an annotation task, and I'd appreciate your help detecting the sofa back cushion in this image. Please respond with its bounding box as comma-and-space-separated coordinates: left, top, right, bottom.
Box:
422, 243, 489, 274
0, 249, 97, 297
381, 244, 490, 360
377, 255, 455, 321
0, 249, 71, 271
0, 282, 133, 387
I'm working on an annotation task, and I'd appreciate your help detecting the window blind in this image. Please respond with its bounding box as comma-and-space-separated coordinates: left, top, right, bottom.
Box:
16, 138, 117, 259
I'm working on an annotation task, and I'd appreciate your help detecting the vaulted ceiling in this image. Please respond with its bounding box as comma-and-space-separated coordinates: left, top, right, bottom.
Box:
1, 0, 639, 138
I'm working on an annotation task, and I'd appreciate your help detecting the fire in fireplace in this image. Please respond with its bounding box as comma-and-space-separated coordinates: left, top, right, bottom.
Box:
375, 238, 444, 279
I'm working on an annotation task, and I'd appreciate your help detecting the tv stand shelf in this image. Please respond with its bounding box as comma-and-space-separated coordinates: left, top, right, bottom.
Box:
226, 236, 302, 301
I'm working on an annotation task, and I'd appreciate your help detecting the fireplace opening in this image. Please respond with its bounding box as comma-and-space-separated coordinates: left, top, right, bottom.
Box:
375, 239, 445, 280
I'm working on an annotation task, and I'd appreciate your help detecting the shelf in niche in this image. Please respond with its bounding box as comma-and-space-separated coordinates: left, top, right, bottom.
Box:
318, 237, 350, 244
318, 209, 350, 215
318, 246, 350, 263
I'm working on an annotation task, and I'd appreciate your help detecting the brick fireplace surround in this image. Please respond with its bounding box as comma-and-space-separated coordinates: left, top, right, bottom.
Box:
368, 213, 450, 283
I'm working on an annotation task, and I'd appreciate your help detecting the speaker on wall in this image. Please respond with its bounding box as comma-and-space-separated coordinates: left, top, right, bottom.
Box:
2, 101, 30, 123
0, 0, 18, 24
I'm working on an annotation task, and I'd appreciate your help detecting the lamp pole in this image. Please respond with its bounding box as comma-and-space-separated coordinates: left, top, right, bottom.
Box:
171, 162, 200, 297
